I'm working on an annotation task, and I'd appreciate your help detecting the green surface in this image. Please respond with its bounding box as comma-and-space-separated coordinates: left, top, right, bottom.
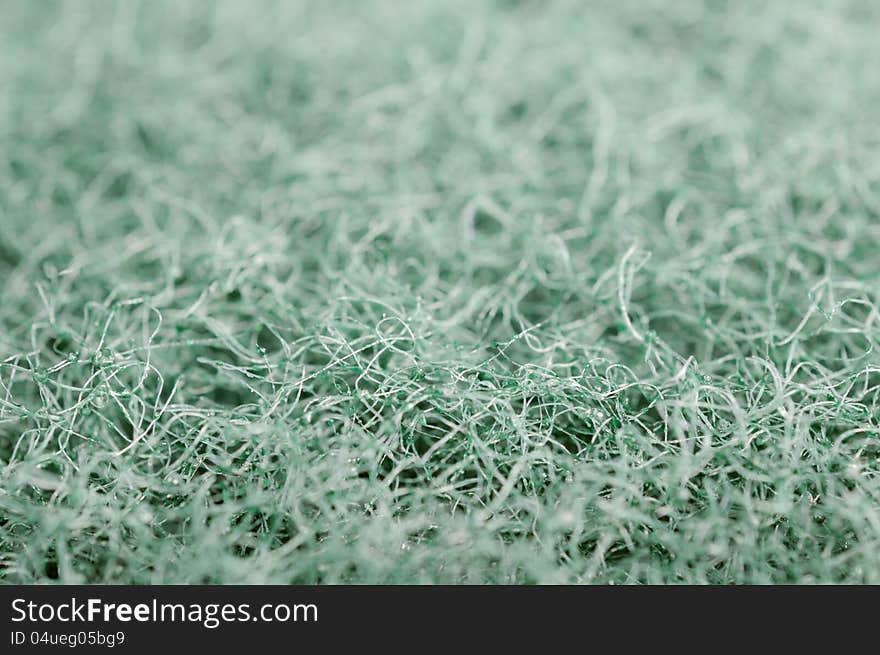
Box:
2, 0, 880, 583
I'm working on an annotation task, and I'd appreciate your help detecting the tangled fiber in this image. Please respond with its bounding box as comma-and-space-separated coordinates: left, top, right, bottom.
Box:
2, 0, 880, 583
